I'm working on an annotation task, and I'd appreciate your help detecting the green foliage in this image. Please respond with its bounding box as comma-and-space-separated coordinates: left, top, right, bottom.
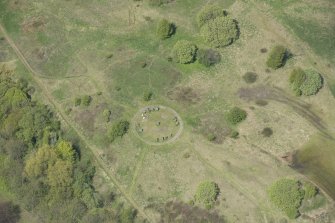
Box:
207, 133, 216, 142
143, 91, 153, 101
225, 107, 247, 125
102, 109, 111, 122
289, 68, 323, 96
156, 19, 174, 39
303, 182, 318, 199
82, 95, 92, 106
243, 72, 258, 84
266, 45, 287, 69
194, 181, 220, 209
172, 40, 197, 64
109, 120, 130, 142
75, 97, 82, 106
197, 5, 226, 27
200, 16, 239, 48
300, 70, 323, 96
56, 140, 76, 162
0, 201, 21, 223
197, 49, 221, 67
268, 179, 304, 219
289, 68, 306, 96
230, 130, 239, 139
261, 128, 273, 137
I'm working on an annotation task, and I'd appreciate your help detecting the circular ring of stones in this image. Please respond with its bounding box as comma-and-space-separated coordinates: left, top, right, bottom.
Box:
132, 105, 183, 145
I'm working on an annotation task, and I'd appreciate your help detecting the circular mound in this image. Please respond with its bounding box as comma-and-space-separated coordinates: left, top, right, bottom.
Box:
133, 105, 183, 145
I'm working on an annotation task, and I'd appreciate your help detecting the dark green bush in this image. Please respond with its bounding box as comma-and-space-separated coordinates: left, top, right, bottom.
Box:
303, 182, 318, 199
289, 68, 323, 96
194, 181, 220, 209
75, 97, 81, 106
81, 95, 92, 106
200, 16, 239, 48
172, 40, 197, 64
261, 127, 273, 137
268, 179, 304, 219
266, 45, 287, 69
143, 91, 153, 101
109, 120, 130, 142
243, 72, 257, 84
197, 5, 226, 27
225, 107, 247, 125
156, 19, 174, 39
197, 49, 221, 67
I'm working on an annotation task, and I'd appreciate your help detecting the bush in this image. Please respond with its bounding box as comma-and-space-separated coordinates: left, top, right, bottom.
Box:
197, 5, 226, 27
303, 182, 318, 199
143, 91, 153, 101
81, 95, 92, 106
148, 0, 173, 6
225, 107, 247, 125
268, 179, 304, 219
289, 68, 323, 96
243, 72, 257, 84
74, 97, 81, 106
194, 181, 220, 209
172, 40, 197, 64
200, 16, 239, 48
299, 70, 323, 96
230, 130, 239, 139
266, 45, 287, 69
156, 19, 174, 39
197, 49, 221, 67
109, 120, 130, 142
102, 109, 111, 123
261, 127, 273, 137
207, 133, 216, 142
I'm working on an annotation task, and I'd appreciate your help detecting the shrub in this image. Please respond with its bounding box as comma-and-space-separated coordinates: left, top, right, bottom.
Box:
299, 70, 323, 96
109, 120, 130, 142
266, 45, 287, 69
268, 179, 304, 219
261, 127, 273, 137
197, 49, 221, 67
200, 16, 239, 48
289, 68, 306, 96
303, 182, 318, 199
197, 5, 226, 27
225, 107, 247, 125
148, 0, 173, 6
102, 109, 111, 123
207, 133, 216, 142
81, 95, 92, 106
289, 68, 323, 96
230, 130, 239, 139
243, 72, 257, 84
143, 91, 153, 101
194, 181, 220, 209
156, 19, 174, 39
172, 40, 197, 64
74, 97, 81, 106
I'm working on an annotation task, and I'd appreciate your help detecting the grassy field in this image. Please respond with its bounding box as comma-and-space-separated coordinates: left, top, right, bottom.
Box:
1, 0, 335, 222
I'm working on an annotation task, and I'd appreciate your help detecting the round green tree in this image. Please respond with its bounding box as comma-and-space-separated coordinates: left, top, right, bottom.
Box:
172, 40, 197, 64
268, 179, 304, 219
200, 16, 239, 48
197, 5, 226, 27
266, 45, 287, 69
289, 68, 322, 96
194, 181, 220, 209
225, 107, 247, 125
156, 19, 174, 39
109, 120, 130, 142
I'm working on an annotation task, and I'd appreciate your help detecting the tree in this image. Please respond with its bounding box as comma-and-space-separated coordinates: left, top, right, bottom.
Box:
0, 201, 21, 223
268, 179, 304, 219
197, 49, 221, 67
225, 107, 247, 125
172, 40, 197, 64
266, 45, 287, 69
194, 181, 220, 209
200, 16, 238, 48
109, 120, 130, 142
289, 68, 323, 96
56, 140, 76, 162
156, 19, 174, 39
47, 160, 73, 189
197, 5, 226, 27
